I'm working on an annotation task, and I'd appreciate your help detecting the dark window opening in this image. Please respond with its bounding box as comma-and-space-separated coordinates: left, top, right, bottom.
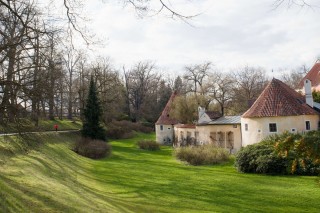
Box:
160, 125, 163, 131
306, 121, 310, 130
245, 124, 248, 131
269, 123, 277, 132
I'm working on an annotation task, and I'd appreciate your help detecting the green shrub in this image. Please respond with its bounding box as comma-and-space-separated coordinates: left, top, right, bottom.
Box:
73, 137, 111, 159
175, 145, 229, 166
274, 131, 320, 175
236, 131, 320, 175
235, 142, 287, 174
137, 140, 160, 151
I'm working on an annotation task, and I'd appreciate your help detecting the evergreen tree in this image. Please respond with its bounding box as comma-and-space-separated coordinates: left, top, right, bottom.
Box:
173, 76, 184, 93
81, 77, 107, 141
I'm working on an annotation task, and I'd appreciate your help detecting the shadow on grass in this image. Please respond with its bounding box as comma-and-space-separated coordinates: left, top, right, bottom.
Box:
0, 174, 80, 212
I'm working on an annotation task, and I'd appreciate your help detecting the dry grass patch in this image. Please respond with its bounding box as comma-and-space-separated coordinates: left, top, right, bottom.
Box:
175, 145, 230, 165
137, 140, 160, 151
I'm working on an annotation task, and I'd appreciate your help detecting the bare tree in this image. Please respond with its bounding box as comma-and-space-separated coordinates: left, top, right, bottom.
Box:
273, 0, 315, 9
42, 33, 64, 120
123, 61, 161, 121
62, 46, 82, 119
280, 64, 309, 89
230, 66, 267, 114
74, 57, 89, 120
90, 57, 125, 122
0, 0, 45, 122
208, 71, 235, 116
58, 0, 198, 45
184, 62, 212, 96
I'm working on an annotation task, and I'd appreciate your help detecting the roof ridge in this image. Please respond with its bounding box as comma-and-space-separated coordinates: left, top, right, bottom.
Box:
155, 92, 179, 125
243, 78, 318, 118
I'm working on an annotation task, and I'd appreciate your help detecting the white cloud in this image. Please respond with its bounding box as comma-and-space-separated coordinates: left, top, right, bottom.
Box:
81, 0, 320, 75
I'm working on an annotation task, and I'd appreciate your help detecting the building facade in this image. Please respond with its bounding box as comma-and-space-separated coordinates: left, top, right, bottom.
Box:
156, 78, 320, 151
155, 91, 179, 145
241, 78, 320, 146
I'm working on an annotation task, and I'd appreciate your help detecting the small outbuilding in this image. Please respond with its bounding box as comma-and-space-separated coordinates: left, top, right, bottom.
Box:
174, 107, 241, 153
155, 91, 179, 145
197, 116, 242, 153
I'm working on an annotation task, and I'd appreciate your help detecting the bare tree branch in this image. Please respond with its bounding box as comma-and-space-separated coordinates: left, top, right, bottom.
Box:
273, 0, 316, 9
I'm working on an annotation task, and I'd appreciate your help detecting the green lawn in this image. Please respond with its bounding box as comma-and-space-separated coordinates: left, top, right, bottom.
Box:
0, 132, 319, 212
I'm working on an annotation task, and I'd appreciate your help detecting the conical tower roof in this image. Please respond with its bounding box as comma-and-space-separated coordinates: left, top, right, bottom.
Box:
155, 91, 179, 125
243, 78, 318, 118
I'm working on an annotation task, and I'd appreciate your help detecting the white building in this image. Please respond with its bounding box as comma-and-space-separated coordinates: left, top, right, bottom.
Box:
174, 108, 241, 153
156, 78, 320, 151
155, 92, 179, 145
241, 78, 320, 146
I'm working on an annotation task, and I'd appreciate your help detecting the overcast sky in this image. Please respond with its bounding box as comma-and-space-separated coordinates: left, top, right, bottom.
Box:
80, 0, 320, 76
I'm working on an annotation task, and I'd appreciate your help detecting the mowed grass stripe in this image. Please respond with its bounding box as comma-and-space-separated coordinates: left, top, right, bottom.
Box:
0, 132, 319, 212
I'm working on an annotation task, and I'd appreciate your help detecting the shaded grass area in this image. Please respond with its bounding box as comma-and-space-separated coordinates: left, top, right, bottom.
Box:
0, 119, 82, 133
0, 132, 320, 212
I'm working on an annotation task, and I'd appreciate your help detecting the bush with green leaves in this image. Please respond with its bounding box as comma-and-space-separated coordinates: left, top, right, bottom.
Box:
236, 131, 320, 175
274, 131, 320, 175
137, 140, 160, 151
235, 141, 287, 174
73, 137, 111, 159
175, 145, 230, 166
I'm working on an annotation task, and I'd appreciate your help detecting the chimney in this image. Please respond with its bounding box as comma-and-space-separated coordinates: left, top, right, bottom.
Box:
304, 79, 314, 108
198, 106, 205, 121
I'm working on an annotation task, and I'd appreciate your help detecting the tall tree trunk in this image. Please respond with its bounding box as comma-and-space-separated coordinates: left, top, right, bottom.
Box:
68, 71, 73, 119
48, 60, 55, 120
1, 45, 17, 122
32, 36, 40, 126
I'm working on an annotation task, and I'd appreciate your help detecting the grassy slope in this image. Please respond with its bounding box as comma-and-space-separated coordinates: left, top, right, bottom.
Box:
0, 119, 81, 133
0, 132, 319, 213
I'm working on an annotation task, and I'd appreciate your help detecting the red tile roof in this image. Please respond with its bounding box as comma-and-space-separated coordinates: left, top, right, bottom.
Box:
298, 61, 320, 89
155, 91, 179, 125
242, 78, 319, 118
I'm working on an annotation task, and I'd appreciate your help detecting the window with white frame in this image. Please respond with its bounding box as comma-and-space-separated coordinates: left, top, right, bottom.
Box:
269, 123, 277, 132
